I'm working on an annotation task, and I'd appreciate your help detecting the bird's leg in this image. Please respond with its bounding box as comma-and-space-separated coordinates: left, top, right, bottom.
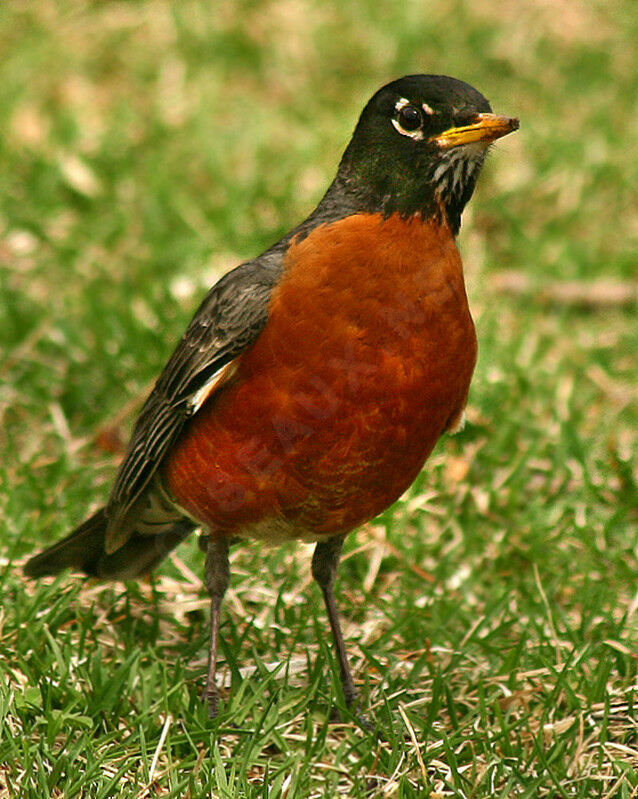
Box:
311, 534, 359, 708
203, 535, 230, 719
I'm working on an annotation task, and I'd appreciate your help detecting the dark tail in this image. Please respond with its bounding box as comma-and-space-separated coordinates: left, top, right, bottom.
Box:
24, 507, 195, 581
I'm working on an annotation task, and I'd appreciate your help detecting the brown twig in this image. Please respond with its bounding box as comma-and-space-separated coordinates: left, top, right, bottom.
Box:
489, 272, 637, 309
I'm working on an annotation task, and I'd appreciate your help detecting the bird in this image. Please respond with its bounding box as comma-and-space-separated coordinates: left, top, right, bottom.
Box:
25, 74, 518, 720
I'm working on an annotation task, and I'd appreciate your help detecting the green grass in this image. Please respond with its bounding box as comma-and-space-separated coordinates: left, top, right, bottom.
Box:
1, 1, 636, 797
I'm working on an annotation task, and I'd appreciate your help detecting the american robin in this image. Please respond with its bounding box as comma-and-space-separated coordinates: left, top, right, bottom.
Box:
25, 74, 518, 719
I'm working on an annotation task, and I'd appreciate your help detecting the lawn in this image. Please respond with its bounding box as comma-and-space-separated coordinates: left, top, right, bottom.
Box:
0, 1, 636, 797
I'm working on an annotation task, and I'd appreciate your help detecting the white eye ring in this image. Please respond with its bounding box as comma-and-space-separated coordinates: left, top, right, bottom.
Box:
392, 98, 424, 140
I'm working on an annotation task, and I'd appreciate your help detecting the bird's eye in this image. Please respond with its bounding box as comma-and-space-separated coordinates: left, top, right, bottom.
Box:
397, 105, 422, 132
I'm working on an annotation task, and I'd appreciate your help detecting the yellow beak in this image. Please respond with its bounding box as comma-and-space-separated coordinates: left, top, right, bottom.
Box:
430, 113, 519, 149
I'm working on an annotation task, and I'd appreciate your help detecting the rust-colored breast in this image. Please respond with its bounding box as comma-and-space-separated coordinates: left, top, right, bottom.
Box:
162, 213, 477, 539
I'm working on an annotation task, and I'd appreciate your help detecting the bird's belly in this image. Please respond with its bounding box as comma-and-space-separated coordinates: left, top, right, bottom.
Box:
164, 357, 465, 538
162, 213, 477, 539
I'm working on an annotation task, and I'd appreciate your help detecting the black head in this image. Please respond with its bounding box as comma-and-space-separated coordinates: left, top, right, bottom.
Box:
334, 75, 518, 234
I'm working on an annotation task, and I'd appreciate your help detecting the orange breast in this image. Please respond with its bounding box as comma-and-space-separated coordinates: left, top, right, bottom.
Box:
161, 213, 477, 539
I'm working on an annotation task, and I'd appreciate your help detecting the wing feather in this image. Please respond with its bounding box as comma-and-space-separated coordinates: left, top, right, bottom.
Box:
104, 260, 279, 546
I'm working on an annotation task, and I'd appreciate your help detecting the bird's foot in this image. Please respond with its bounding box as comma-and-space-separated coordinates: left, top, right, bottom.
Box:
327, 701, 380, 737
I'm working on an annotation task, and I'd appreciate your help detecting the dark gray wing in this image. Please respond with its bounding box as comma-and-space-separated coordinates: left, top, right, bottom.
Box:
104, 258, 281, 549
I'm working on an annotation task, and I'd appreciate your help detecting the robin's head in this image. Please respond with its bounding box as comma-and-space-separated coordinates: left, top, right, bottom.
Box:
338, 75, 518, 233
